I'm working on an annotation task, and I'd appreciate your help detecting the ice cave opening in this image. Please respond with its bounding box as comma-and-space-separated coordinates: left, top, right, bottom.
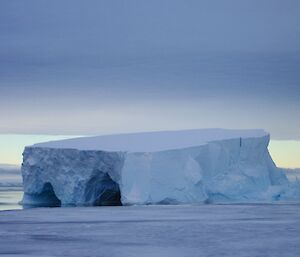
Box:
23, 182, 61, 207
85, 172, 122, 206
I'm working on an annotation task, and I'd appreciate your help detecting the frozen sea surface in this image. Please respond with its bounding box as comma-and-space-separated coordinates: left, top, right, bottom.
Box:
0, 204, 299, 257
0, 165, 23, 210
0, 190, 23, 211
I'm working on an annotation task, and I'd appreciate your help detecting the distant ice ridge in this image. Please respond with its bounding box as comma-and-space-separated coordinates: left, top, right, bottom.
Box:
21, 129, 299, 207
0, 165, 22, 188
284, 168, 300, 182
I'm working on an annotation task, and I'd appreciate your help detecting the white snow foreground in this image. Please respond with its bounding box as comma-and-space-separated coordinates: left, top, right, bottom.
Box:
21, 129, 298, 207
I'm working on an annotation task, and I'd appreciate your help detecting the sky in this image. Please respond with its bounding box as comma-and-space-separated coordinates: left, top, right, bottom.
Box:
0, 0, 299, 167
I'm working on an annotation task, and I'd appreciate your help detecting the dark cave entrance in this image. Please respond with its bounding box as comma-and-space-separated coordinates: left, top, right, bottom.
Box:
38, 182, 61, 207
24, 182, 61, 207
85, 172, 122, 206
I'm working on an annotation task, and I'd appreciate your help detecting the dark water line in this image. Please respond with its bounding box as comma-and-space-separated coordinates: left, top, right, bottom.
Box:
0, 189, 23, 211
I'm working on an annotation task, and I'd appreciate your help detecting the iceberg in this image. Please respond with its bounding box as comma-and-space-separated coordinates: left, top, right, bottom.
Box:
21, 129, 297, 207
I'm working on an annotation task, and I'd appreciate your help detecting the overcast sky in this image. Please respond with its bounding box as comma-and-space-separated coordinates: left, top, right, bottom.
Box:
0, 0, 300, 139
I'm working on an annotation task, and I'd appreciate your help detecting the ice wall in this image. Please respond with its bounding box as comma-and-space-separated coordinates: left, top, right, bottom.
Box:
120, 135, 289, 204
22, 148, 124, 206
21, 129, 295, 207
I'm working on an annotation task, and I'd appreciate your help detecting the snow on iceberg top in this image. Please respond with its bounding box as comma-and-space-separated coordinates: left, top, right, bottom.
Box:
31, 129, 268, 152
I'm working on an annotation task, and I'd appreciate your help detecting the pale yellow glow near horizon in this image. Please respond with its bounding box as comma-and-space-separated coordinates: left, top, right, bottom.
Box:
268, 140, 300, 169
0, 135, 299, 169
0, 134, 82, 165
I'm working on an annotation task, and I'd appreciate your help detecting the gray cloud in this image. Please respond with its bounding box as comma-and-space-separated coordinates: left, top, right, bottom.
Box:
0, 0, 299, 139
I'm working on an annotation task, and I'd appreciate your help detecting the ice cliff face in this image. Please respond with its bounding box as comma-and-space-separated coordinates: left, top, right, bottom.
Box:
22, 149, 124, 206
21, 129, 295, 207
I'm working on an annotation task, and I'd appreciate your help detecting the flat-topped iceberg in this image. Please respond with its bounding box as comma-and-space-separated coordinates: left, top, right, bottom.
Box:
21, 129, 298, 207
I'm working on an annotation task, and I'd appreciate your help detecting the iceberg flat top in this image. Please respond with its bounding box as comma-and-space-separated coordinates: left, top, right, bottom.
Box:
31, 129, 268, 152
